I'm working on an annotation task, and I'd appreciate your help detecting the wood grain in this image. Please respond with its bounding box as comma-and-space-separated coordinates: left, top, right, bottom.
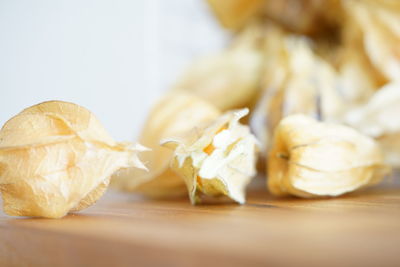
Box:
1, 180, 400, 267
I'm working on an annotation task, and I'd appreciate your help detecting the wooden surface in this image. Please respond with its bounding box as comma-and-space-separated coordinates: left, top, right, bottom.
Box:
1, 180, 400, 267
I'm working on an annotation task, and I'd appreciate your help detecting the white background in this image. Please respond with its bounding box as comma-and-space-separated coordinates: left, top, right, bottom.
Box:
0, 0, 228, 140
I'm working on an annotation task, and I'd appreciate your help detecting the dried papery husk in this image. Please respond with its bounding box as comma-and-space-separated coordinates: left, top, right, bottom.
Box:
268, 114, 389, 198
250, 33, 346, 154
206, 0, 264, 30
344, 0, 400, 81
280, 38, 344, 120
345, 82, 400, 167
111, 92, 221, 197
162, 108, 258, 204
0, 101, 147, 218
173, 22, 265, 111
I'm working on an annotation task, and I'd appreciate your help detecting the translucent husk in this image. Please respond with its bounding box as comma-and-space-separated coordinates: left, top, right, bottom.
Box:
268, 115, 389, 197
163, 109, 258, 204
172, 23, 265, 111
345, 82, 400, 167
249, 21, 386, 156
111, 92, 221, 197
0, 101, 146, 218
250, 31, 347, 154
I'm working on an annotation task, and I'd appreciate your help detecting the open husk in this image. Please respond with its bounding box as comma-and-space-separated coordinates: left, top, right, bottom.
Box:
268, 114, 389, 198
111, 92, 221, 197
163, 108, 258, 204
0, 101, 146, 218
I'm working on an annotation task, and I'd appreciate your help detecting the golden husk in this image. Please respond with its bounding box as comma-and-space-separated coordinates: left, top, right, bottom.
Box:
0, 101, 146, 218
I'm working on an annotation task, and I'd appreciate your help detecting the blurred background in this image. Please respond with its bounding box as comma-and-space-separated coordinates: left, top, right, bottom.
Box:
0, 0, 229, 140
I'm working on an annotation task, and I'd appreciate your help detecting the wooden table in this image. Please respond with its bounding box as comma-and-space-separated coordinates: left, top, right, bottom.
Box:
1, 180, 400, 267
